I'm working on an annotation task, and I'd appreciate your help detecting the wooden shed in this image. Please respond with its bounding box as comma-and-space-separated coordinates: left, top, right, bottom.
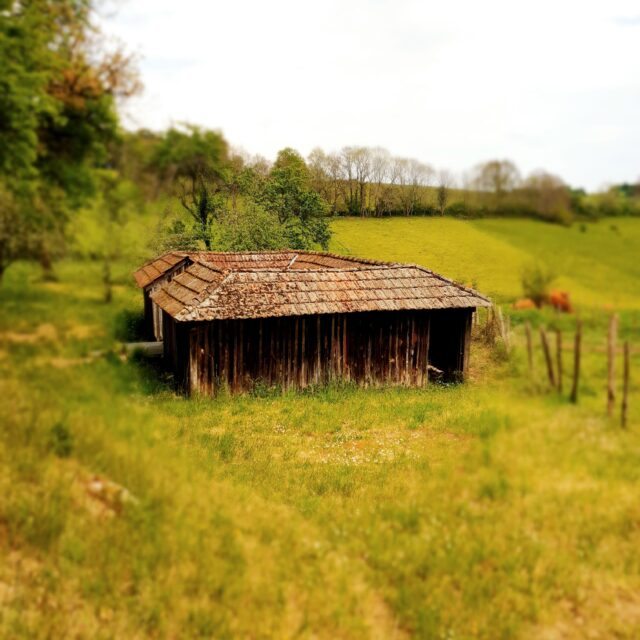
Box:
134, 251, 491, 394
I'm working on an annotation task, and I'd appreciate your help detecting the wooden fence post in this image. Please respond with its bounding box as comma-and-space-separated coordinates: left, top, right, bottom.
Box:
621, 340, 630, 428
570, 320, 582, 404
556, 329, 563, 393
540, 328, 556, 388
525, 321, 534, 375
607, 314, 618, 416
497, 306, 506, 345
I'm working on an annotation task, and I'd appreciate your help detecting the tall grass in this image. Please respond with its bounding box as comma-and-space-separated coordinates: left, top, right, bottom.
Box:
0, 218, 639, 638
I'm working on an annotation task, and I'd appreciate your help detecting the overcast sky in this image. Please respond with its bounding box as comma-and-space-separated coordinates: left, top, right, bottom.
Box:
102, 0, 640, 191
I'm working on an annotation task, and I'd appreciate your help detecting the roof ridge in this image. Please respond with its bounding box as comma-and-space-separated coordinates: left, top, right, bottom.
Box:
210, 265, 403, 274
410, 264, 491, 302
135, 250, 187, 270
294, 249, 396, 266
190, 257, 225, 273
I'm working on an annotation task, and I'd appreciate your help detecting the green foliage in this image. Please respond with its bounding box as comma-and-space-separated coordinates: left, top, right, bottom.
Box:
260, 148, 331, 249
332, 216, 640, 309
0, 0, 138, 279
521, 262, 556, 306
49, 422, 73, 458
151, 125, 231, 249
214, 204, 286, 251
0, 223, 639, 637
0, 254, 640, 639
114, 309, 146, 342
151, 125, 228, 182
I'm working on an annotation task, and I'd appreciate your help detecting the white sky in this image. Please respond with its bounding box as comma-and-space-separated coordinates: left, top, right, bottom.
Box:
102, 0, 640, 191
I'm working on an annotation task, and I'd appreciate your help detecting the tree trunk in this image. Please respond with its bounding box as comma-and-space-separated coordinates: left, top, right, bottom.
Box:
103, 261, 112, 304
39, 248, 57, 282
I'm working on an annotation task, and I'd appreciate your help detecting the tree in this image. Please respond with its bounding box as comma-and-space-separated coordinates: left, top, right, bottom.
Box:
151, 125, 229, 249
473, 160, 520, 206
395, 158, 433, 216
215, 203, 285, 251
436, 170, 455, 215
522, 171, 572, 223
0, 182, 33, 282
0, 0, 139, 279
97, 171, 140, 303
260, 148, 330, 249
369, 148, 391, 216
521, 262, 555, 307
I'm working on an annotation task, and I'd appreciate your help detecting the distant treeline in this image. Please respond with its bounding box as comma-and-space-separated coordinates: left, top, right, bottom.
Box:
118, 133, 640, 226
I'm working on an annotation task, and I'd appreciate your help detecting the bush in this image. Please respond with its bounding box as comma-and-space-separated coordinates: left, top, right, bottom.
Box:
49, 422, 73, 458
114, 309, 146, 342
521, 263, 555, 307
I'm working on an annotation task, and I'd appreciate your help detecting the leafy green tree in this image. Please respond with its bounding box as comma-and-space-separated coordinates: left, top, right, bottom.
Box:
0, 0, 139, 279
260, 148, 330, 249
151, 125, 229, 248
0, 182, 31, 282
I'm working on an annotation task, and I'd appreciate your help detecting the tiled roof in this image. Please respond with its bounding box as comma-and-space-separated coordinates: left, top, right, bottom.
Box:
133, 251, 189, 288
140, 251, 491, 321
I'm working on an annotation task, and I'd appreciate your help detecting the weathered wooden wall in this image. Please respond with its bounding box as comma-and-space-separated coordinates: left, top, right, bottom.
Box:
144, 261, 190, 341
163, 308, 473, 395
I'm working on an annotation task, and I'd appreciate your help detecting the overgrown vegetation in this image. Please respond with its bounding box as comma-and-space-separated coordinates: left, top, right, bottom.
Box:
0, 220, 638, 638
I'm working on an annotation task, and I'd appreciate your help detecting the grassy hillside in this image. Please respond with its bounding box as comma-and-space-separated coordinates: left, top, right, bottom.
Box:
0, 219, 639, 638
331, 217, 640, 309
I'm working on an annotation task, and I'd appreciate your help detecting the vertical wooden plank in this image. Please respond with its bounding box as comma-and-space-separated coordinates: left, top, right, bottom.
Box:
300, 317, 307, 387
316, 315, 321, 384
343, 315, 348, 380
607, 314, 618, 416
189, 328, 198, 396
232, 322, 239, 392
394, 317, 400, 383
540, 327, 556, 388
621, 340, 630, 428
404, 317, 410, 385
570, 320, 582, 404
556, 329, 563, 393
462, 311, 472, 380
293, 317, 299, 389
525, 321, 534, 376
425, 314, 431, 385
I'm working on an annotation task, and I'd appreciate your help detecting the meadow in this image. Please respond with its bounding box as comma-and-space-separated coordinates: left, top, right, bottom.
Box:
0, 217, 639, 639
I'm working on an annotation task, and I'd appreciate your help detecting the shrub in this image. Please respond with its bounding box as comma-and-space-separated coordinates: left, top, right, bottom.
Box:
521, 263, 555, 307
114, 309, 146, 342
49, 422, 73, 458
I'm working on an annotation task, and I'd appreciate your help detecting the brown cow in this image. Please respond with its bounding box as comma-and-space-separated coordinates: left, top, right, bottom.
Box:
548, 290, 572, 313
513, 298, 537, 310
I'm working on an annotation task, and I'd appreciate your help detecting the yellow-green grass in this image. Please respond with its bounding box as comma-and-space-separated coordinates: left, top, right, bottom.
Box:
0, 226, 639, 638
331, 217, 640, 309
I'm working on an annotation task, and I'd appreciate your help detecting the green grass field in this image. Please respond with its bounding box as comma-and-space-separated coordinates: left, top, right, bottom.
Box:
0, 218, 639, 638
331, 217, 640, 309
